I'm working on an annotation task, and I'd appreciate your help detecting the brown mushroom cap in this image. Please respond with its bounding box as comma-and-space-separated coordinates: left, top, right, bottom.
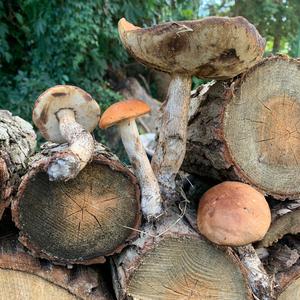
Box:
119, 17, 265, 79
32, 85, 100, 143
197, 181, 271, 246
99, 99, 150, 129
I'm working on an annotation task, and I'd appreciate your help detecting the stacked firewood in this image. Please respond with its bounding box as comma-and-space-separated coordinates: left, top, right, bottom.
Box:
1, 15, 300, 300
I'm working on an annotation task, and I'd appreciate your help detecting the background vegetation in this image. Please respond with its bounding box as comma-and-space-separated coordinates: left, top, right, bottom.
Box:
1, 0, 300, 125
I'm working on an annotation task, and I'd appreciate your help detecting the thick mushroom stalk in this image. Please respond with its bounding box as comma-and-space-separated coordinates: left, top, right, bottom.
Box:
99, 99, 163, 220
47, 109, 94, 181
151, 74, 191, 191
118, 17, 265, 194
119, 118, 162, 219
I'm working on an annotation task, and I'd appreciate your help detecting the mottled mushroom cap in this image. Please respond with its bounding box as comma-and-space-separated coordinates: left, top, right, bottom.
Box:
119, 17, 265, 79
33, 85, 100, 143
197, 181, 271, 246
99, 99, 150, 129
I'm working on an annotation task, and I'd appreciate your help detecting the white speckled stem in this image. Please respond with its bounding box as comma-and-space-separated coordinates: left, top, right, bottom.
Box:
119, 119, 162, 219
47, 109, 94, 181
236, 245, 272, 300
151, 74, 192, 193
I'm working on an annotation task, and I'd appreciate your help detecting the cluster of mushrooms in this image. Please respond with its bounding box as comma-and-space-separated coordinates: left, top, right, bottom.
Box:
33, 15, 272, 251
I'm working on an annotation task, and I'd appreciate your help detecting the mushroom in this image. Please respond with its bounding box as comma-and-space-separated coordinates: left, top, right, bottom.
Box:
33, 85, 100, 181
99, 99, 162, 219
118, 17, 265, 192
197, 181, 271, 246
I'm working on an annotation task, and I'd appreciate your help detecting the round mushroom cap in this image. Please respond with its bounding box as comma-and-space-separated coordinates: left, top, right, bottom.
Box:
197, 181, 271, 246
119, 17, 265, 79
33, 85, 100, 143
99, 99, 150, 129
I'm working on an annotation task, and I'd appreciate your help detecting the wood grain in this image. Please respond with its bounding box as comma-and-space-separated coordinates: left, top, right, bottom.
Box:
13, 144, 140, 264
184, 56, 300, 199
128, 237, 250, 300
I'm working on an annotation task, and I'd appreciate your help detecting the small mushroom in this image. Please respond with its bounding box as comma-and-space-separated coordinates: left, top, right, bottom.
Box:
99, 99, 162, 219
118, 17, 265, 192
33, 85, 100, 181
197, 181, 271, 246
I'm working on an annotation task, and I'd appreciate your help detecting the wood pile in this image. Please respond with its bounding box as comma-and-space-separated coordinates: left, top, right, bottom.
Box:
1, 15, 300, 300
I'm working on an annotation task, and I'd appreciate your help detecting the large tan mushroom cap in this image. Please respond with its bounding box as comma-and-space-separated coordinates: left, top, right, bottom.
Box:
33, 85, 100, 143
197, 181, 271, 246
119, 17, 265, 79
99, 99, 150, 129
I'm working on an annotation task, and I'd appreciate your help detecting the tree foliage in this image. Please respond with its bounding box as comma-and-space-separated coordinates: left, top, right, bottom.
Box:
0, 0, 200, 123
204, 0, 300, 54
1, 0, 300, 128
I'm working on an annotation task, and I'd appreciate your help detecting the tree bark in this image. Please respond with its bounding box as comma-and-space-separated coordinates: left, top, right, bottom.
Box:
276, 263, 300, 299
183, 56, 300, 200
0, 236, 112, 299
12, 142, 141, 265
236, 245, 274, 300
111, 210, 251, 300
255, 201, 300, 298
258, 207, 300, 248
0, 110, 36, 219
183, 186, 273, 300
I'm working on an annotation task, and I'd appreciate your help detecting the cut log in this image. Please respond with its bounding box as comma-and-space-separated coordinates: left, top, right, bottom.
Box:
183, 185, 272, 300
259, 229, 300, 298
0, 110, 36, 219
0, 237, 112, 299
276, 263, 300, 300
258, 206, 300, 248
183, 56, 300, 199
278, 279, 300, 300
111, 211, 251, 300
254, 202, 300, 298
12, 143, 141, 265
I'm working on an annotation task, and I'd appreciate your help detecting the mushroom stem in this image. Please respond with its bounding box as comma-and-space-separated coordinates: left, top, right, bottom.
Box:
47, 108, 94, 181
151, 73, 192, 192
236, 245, 273, 300
119, 118, 162, 219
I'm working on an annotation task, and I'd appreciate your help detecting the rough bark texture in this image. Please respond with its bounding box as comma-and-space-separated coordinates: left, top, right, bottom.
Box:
276, 263, 300, 299
183, 56, 300, 199
236, 245, 273, 300
12, 142, 141, 265
267, 244, 299, 273
0, 237, 112, 299
111, 209, 251, 300
262, 239, 300, 298
258, 203, 300, 248
0, 110, 36, 219
255, 201, 300, 299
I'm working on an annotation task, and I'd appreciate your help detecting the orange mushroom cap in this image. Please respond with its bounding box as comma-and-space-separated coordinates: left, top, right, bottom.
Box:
197, 181, 271, 246
99, 99, 150, 129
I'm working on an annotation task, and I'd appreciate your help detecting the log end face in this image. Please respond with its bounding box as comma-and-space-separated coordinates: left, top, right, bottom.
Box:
127, 236, 251, 299
13, 158, 141, 264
